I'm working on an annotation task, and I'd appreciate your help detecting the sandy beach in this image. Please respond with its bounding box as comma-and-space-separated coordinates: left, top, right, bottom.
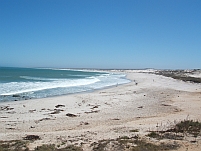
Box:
0, 70, 201, 150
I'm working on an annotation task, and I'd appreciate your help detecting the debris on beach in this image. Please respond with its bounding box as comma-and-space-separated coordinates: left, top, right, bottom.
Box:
84, 110, 100, 114
23, 135, 40, 140
29, 109, 36, 113
66, 113, 78, 117
55, 104, 65, 108
138, 106, 143, 109
39, 118, 51, 121
0, 106, 14, 111
80, 121, 89, 125
50, 109, 64, 114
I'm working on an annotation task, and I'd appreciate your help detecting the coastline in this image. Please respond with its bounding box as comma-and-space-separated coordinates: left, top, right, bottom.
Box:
0, 68, 129, 102
0, 70, 201, 150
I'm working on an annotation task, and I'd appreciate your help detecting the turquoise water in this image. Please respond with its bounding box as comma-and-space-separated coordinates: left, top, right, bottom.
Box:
0, 67, 130, 102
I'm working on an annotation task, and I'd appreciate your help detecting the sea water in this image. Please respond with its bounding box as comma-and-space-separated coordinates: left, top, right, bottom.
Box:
0, 67, 130, 102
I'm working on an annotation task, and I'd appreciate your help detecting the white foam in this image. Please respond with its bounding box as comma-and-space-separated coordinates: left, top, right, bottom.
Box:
0, 72, 130, 99
0, 77, 100, 96
20, 76, 64, 81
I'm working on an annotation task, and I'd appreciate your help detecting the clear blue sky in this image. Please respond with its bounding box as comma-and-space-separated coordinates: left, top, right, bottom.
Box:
0, 0, 200, 69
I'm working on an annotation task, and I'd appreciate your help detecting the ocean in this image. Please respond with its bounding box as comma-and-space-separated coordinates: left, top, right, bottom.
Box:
0, 67, 130, 102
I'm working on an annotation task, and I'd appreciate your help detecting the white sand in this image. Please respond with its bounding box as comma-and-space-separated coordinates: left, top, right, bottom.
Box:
0, 70, 201, 150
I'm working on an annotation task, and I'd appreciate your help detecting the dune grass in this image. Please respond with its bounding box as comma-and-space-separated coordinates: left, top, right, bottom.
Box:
1, 120, 200, 150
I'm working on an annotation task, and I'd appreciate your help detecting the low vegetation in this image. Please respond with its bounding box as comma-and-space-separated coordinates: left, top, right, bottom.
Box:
91, 135, 179, 151
0, 140, 29, 151
35, 144, 83, 151
175, 120, 201, 137
0, 141, 83, 151
156, 70, 201, 83
1, 120, 200, 151
147, 120, 201, 141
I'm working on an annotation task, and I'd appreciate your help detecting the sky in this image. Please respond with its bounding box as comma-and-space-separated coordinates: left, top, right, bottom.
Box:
0, 0, 201, 69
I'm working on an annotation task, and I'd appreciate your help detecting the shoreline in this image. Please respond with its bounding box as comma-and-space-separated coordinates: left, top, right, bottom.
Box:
0, 70, 201, 150
0, 70, 129, 103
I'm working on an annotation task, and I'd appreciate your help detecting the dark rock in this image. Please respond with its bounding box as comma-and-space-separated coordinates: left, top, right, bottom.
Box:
12, 94, 20, 97
55, 104, 65, 108
0, 116, 8, 118
161, 104, 171, 106
6, 128, 15, 130
80, 121, 89, 125
23, 135, 40, 140
39, 118, 51, 121
0, 106, 14, 111
112, 118, 120, 120
66, 113, 77, 117
91, 105, 99, 109
84, 122, 89, 125
29, 109, 36, 113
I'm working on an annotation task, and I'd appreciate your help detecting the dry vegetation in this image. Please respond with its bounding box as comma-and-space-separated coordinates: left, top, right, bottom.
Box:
1, 119, 200, 151
156, 69, 201, 83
